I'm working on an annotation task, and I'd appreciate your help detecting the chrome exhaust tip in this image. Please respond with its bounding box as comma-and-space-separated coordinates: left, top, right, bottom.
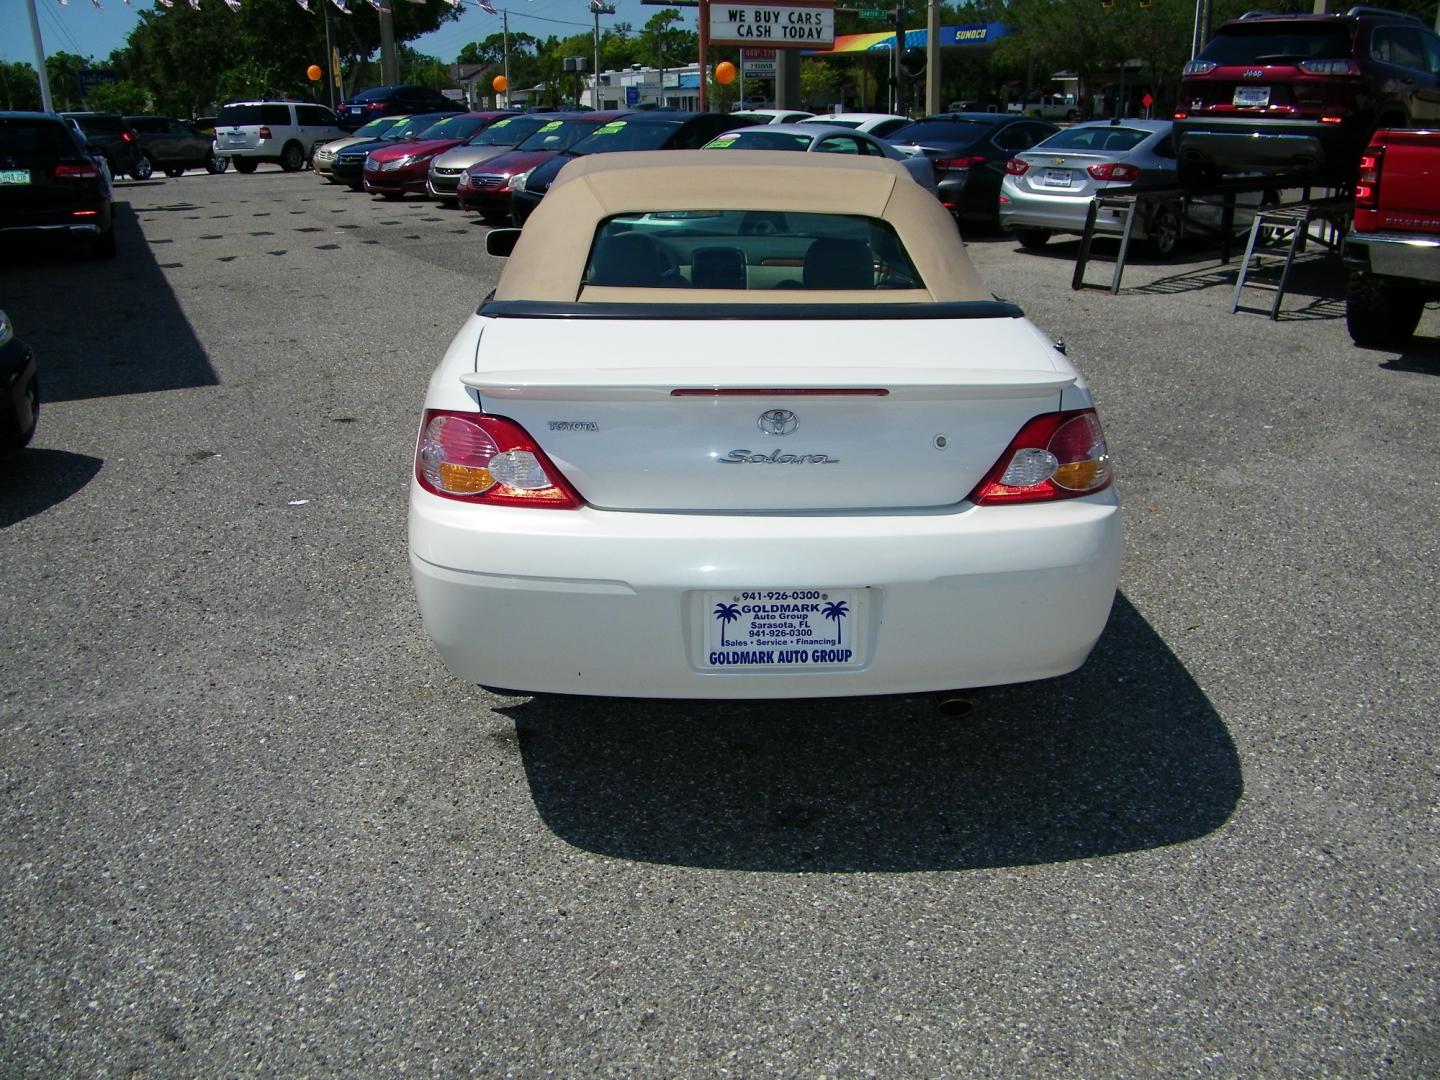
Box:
931, 692, 976, 718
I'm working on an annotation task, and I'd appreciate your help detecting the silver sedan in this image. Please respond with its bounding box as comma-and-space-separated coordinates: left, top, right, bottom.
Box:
704, 123, 939, 195
998, 119, 1187, 254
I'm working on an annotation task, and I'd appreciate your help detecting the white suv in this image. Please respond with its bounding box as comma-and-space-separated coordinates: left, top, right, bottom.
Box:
214, 101, 344, 173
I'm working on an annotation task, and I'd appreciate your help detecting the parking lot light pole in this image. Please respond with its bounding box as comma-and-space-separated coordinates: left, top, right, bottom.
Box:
25, 0, 54, 114
591, 1, 617, 110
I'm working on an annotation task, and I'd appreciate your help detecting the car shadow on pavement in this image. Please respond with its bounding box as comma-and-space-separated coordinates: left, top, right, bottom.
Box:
1378, 334, 1440, 374
0, 449, 103, 528
0, 203, 218, 402
505, 591, 1242, 872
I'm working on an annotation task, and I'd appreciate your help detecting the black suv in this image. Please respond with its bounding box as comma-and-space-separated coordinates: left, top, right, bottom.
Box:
61, 112, 148, 180
337, 85, 463, 131
1174, 7, 1440, 185
0, 111, 116, 259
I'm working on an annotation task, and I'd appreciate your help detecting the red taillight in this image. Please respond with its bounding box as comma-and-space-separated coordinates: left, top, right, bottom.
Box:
935, 155, 986, 171
53, 162, 99, 179
71, 209, 98, 217
1087, 162, 1141, 182
415, 410, 582, 508
121, 130, 134, 143
259, 126, 272, 140
970, 410, 1113, 505
1005, 158, 1030, 176
1172, 111, 1188, 120
1355, 145, 1383, 209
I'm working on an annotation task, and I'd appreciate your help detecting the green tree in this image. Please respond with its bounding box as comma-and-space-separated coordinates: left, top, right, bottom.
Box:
400, 45, 450, 90
0, 62, 42, 110
87, 80, 150, 115
800, 57, 841, 110
118, 0, 460, 116
640, 9, 696, 71
45, 52, 90, 111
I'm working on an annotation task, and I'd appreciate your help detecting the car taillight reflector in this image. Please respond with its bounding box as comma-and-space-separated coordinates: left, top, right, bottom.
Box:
935, 155, 985, 170
1355, 145, 1383, 209
1087, 162, 1141, 182
970, 410, 1113, 505
259, 126, 272, 140
416, 410, 582, 508
53, 163, 99, 179
1298, 59, 1360, 76
1005, 158, 1030, 176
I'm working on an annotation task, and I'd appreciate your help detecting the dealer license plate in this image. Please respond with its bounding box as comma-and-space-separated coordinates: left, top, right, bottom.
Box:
1041, 168, 1073, 188
1233, 86, 1270, 107
0, 169, 31, 185
703, 589, 864, 670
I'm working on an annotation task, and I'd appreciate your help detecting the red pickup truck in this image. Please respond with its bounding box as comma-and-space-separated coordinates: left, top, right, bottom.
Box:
1343, 129, 1440, 348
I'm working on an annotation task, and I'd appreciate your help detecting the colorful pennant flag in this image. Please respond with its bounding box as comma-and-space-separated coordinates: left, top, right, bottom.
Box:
476, 0, 498, 12
364, 0, 391, 11
293, 0, 312, 10
327, 0, 350, 12
222, 0, 242, 9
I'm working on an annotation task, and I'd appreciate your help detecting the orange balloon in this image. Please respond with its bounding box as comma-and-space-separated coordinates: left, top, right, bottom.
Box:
715, 61, 737, 86
492, 75, 509, 93
307, 64, 323, 82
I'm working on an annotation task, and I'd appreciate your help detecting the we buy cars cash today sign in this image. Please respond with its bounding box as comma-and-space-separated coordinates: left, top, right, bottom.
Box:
709, 1, 835, 48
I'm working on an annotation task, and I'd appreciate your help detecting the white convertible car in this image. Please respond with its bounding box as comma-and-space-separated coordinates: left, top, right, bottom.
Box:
409, 151, 1121, 699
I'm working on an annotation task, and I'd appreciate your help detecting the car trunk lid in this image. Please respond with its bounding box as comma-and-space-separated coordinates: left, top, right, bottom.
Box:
462, 313, 1072, 512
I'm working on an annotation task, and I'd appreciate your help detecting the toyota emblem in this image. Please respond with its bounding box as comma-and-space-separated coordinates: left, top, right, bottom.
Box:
758, 409, 799, 436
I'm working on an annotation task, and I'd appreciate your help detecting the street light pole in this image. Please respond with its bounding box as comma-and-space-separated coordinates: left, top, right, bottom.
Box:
591, 1, 616, 110
25, 0, 54, 114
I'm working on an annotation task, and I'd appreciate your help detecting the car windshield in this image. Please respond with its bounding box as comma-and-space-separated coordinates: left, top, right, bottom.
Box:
1203, 25, 1352, 63
421, 115, 491, 140
888, 119, 989, 146
514, 118, 597, 152
467, 115, 546, 146
1036, 126, 1152, 152
568, 120, 684, 154
0, 118, 82, 162
388, 115, 448, 140
706, 130, 813, 151
581, 211, 923, 292
354, 117, 400, 137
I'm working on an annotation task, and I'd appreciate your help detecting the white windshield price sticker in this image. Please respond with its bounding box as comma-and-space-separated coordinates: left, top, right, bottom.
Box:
709, 2, 835, 48
703, 589, 863, 669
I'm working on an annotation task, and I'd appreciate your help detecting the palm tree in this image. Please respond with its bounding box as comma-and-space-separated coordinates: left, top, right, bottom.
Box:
713, 602, 741, 646
821, 600, 849, 645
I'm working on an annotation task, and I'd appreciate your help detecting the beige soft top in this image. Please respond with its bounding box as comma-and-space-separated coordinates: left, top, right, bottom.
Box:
491, 150, 990, 304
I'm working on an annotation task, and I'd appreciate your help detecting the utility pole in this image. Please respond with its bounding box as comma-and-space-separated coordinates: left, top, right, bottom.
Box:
591, 1, 616, 110
25, 0, 54, 114
379, 7, 399, 85
503, 9, 511, 108
698, 0, 710, 111
925, 0, 939, 115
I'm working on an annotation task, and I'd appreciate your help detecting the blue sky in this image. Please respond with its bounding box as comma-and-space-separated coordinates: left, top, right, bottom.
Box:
2, 0, 698, 70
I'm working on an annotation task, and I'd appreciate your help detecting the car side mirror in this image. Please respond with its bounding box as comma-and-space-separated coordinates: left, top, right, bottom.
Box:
485, 229, 522, 257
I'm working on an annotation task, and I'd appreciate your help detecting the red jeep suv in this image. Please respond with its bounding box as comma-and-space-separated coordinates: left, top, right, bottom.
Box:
1173, 7, 1440, 186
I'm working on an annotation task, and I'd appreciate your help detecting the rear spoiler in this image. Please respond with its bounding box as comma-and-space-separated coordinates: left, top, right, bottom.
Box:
461, 366, 1074, 401
475, 299, 1026, 322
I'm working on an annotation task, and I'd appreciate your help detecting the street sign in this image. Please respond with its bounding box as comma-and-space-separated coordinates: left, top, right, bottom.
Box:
858, 8, 887, 17
625, 86, 640, 106
709, 1, 835, 50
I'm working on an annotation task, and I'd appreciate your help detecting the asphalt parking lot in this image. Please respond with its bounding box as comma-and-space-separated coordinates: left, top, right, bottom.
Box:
2, 167, 1438, 1076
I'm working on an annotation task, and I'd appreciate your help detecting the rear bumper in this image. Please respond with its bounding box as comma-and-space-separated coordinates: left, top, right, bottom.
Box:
1343, 230, 1440, 281
409, 488, 1123, 699
999, 184, 1140, 237
1174, 118, 1359, 176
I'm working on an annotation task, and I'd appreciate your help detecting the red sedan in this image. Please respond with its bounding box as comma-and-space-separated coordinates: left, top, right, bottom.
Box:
363, 112, 510, 199
456, 112, 635, 223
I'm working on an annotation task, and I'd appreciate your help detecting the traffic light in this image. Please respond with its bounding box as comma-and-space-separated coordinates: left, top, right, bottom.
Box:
900, 47, 926, 78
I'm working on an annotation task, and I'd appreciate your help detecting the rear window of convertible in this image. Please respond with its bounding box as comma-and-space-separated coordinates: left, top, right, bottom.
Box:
580, 211, 924, 291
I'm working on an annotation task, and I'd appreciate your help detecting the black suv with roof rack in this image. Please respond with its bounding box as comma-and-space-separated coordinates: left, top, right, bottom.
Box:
1173, 6, 1440, 186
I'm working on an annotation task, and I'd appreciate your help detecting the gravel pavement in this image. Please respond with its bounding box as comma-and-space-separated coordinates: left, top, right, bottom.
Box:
1, 166, 1437, 1076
